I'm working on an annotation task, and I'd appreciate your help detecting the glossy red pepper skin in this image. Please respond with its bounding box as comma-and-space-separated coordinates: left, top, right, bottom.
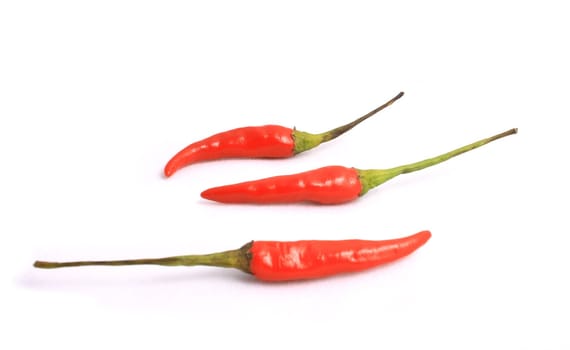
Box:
249, 230, 431, 281
164, 125, 294, 177
201, 165, 361, 204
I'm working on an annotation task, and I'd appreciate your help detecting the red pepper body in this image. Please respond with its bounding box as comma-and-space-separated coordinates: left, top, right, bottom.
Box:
200, 165, 362, 204
249, 230, 431, 281
164, 125, 294, 177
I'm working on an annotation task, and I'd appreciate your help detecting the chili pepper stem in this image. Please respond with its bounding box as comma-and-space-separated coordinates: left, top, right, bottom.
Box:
358, 128, 518, 195
34, 242, 253, 274
293, 92, 404, 154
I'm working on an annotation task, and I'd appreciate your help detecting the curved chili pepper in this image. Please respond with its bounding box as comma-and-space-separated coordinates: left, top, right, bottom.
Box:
163, 92, 404, 177
33, 231, 431, 282
201, 128, 518, 204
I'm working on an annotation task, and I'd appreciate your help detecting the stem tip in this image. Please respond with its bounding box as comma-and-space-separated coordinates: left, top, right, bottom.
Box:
34, 261, 51, 268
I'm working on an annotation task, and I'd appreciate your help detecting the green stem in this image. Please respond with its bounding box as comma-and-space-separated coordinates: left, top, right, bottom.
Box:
34, 242, 253, 274
358, 128, 518, 195
293, 92, 404, 154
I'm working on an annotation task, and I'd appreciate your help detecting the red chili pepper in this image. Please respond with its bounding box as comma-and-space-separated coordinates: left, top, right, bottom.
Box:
201, 128, 518, 204
33, 230, 431, 282
163, 92, 404, 177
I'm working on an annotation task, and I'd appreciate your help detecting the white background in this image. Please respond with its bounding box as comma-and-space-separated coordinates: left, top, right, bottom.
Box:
1, 1, 568, 349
